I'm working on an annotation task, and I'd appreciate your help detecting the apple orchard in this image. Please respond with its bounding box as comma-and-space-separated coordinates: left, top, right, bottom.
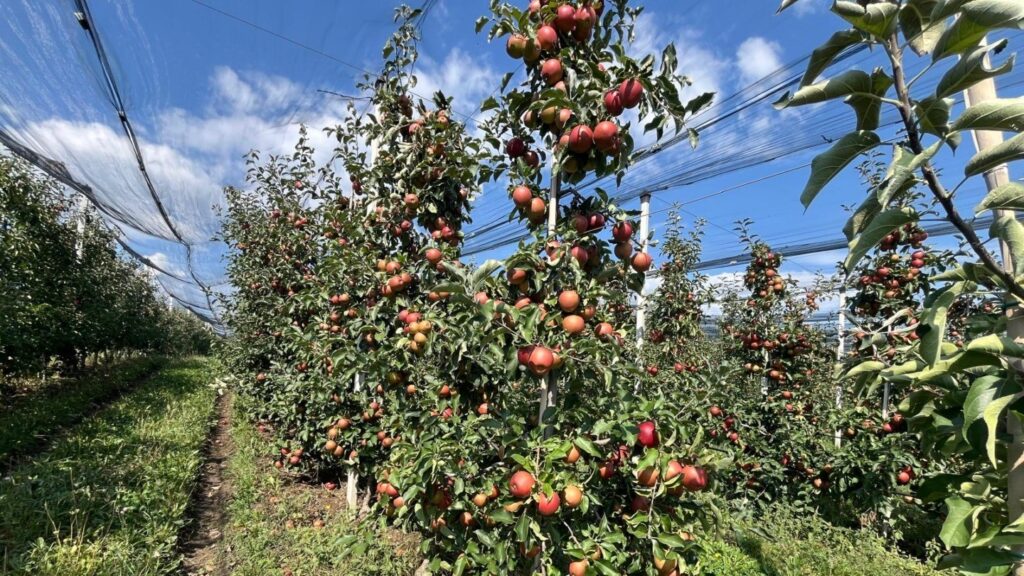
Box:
219, 1, 1024, 575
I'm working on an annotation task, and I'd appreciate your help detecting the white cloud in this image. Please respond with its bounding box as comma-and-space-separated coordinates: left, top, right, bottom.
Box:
791, 0, 828, 17
146, 251, 186, 279
413, 48, 501, 132
736, 37, 784, 86
631, 12, 728, 101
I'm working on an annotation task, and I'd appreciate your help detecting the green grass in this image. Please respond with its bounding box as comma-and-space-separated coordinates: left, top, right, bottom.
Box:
219, 400, 422, 576
0, 356, 165, 462
0, 357, 217, 575
702, 507, 951, 576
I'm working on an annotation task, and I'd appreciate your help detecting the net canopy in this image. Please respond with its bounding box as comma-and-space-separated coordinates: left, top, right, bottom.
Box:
0, 0, 420, 330
1, 0, 1021, 331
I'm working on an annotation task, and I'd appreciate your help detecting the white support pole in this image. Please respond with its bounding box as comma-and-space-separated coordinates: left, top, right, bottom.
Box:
347, 104, 378, 510
963, 39, 1024, 573
347, 372, 362, 509
635, 192, 652, 348
538, 165, 560, 438
835, 289, 846, 448
75, 194, 88, 261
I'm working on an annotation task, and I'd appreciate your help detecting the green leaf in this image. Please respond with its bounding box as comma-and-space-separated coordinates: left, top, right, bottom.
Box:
801, 29, 864, 86
919, 281, 969, 365
845, 360, 887, 378
776, 70, 875, 109
933, 0, 1024, 61
966, 133, 1024, 178
475, 16, 489, 33
574, 436, 603, 458
916, 97, 958, 144
656, 533, 690, 549
963, 376, 1023, 465
989, 211, 1024, 275
844, 193, 882, 241
877, 140, 942, 208
941, 496, 975, 548
847, 68, 894, 130
975, 182, 1024, 216
833, 0, 900, 37
844, 207, 917, 271
801, 131, 881, 208
777, 0, 802, 13
968, 333, 1024, 357
936, 38, 1015, 98
901, 0, 947, 56
954, 97, 1024, 133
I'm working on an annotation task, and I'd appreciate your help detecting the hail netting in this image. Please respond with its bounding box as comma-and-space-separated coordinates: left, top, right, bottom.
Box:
0, 0, 411, 329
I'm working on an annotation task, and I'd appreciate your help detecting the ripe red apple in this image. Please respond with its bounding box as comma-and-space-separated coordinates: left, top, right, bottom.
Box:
570, 245, 589, 266
595, 322, 614, 339
614, 242, 633, 260
506, 137, 527, 158
637, 466, 660, 487
631, 252, 653, 272
619, 78, 644, 108
512, 185, 533, 207
536, 491, 561, 515
509, 470, 536, 498
558, 290, 580, 312
536, 24, 559, 51
709, 406, 722, 418
541, 58, 564, 85
637, 420, 659, 448
563, 484, 583, 508
425, 248, 442, 265
604, 90, 624, 116
506, 33, 528, 59
554, 4, 576, 33
569, 559, 589, 576
562, 315, 585, 335
567, 125, 594, 153
527, 346, 555, 376
593, 121, 619, 153
681, 465, 708, 491
573, 213, 590, 233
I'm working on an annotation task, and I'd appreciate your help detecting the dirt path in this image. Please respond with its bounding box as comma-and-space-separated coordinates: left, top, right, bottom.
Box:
179, 392, 234, 576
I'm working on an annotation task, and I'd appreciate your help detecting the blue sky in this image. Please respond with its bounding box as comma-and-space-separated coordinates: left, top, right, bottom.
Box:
0, 0, 1021, 319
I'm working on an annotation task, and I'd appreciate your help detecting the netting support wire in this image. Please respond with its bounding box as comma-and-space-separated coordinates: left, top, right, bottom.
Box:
72, 0, 222, 326
834, 289, 846, 449
635, 192, 652, 350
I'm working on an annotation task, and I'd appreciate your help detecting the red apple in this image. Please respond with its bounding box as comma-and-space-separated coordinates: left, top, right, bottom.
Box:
637, 420, 659, 448
509, 470, 536, 498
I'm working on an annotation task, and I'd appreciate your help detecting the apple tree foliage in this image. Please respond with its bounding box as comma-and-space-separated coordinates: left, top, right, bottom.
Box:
777, 0, 1024, 573
0, 153, 213, 378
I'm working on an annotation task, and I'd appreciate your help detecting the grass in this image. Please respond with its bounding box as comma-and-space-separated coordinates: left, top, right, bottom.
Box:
0, 356, 166, 463
0, 357, 218, 575
702, 506, 951, 576
218, 400, 422, 576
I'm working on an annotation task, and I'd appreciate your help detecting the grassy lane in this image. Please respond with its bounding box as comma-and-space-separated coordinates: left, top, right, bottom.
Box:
0, 356, 166, 463
0, 357, 217, 575
218, 401, 422, 576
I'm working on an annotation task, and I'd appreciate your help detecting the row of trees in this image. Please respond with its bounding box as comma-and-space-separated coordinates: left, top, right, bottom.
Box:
220, 0, 1024, 574
0, 153, 214, 377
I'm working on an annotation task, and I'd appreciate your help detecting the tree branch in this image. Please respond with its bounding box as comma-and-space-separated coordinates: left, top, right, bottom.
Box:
885, 35, 1024, 302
